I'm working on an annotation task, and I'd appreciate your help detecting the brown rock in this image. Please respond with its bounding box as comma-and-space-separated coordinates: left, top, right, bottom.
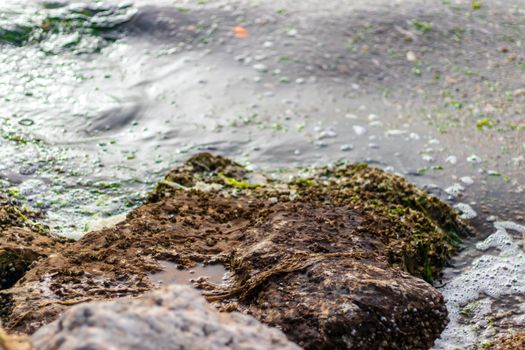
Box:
1, 153, 471, 349
0, 328, 33, 350
491, 333, 525, 350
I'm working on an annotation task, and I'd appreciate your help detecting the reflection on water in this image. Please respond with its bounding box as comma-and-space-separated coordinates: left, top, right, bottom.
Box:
150, 261, 228, 287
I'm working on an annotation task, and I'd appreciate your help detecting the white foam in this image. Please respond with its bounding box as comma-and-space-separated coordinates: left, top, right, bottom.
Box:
433, 221, 525, 349
453, 203, 477, 220
445, 183, 465, 197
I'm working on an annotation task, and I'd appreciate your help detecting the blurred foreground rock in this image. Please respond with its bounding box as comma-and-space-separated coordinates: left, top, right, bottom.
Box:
0, 153, 472, 349
32, 285, 299, 350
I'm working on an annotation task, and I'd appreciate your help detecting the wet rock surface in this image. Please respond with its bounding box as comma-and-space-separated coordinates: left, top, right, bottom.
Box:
31, 285, 300, 350
491, 333, 525, 350
0, 328, 33, 350
0, 153, 471, 349
0, 195, 64, 321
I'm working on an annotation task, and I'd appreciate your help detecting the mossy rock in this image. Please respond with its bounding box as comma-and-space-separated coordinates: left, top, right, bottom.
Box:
2, 154, 472, 349
149, 154, 472, 282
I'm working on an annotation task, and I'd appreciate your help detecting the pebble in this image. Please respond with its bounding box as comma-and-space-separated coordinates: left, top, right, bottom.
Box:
422, 155, 434, 162
340, 144, 353, 151
409, 132, 421, 140
467, 155, 482, 163
317, 130, 337, 139
287, 28, 298, 37
369, 121, 383, 127
486, 215, 498, 222
353, 125, 367, 136
385, 129, 407, 136
460, 176, 474, 185
253, 63, 268, 72
445, 156, 457, 165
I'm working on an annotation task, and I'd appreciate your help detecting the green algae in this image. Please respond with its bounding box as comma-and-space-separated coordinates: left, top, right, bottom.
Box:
219, 174, 259, 189
0, 4, 135, 53
0, 196, 47, 234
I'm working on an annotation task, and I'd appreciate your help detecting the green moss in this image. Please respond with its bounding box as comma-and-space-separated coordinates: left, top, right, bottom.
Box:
471, 1, 482, 10
220, 175, 259, 189
476, 118, 497, 130
412, 19, 433, 33
1, 4, 134, 52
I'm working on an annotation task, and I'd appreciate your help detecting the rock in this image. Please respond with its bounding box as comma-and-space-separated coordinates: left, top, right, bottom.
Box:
467, 154, 482, 163
352, 125, 367, 136
460, 176, 474, 186
491, 333, 525, 349
1, 153, 472, 349
32, 285, 299, 350
406, 51, 417, 62
0, 328, 33, 350
445, 156, 457, 165
0, 196, 63, 290
252, 63, 268, 72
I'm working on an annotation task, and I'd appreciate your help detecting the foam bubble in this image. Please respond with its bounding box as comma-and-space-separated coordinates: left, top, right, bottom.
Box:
433, 221, 525, 349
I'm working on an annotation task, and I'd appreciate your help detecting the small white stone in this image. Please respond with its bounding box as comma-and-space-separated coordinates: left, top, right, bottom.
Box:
422, 155, 434, 162
385, 129, 407, 136
460, 176, 474, 185
253, 63, 268, 72
287, 28, 298, 37
353, 125, 367, 136
340, 144, 353, 151
486, 215, 498, 222
317, 130, 337, 139
409, 132, 421, 140
445, 156, 457, 165
467, 155, 482, 163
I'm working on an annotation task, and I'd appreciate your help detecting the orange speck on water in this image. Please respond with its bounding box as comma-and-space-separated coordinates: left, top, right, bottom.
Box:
233, 26, 248, 38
